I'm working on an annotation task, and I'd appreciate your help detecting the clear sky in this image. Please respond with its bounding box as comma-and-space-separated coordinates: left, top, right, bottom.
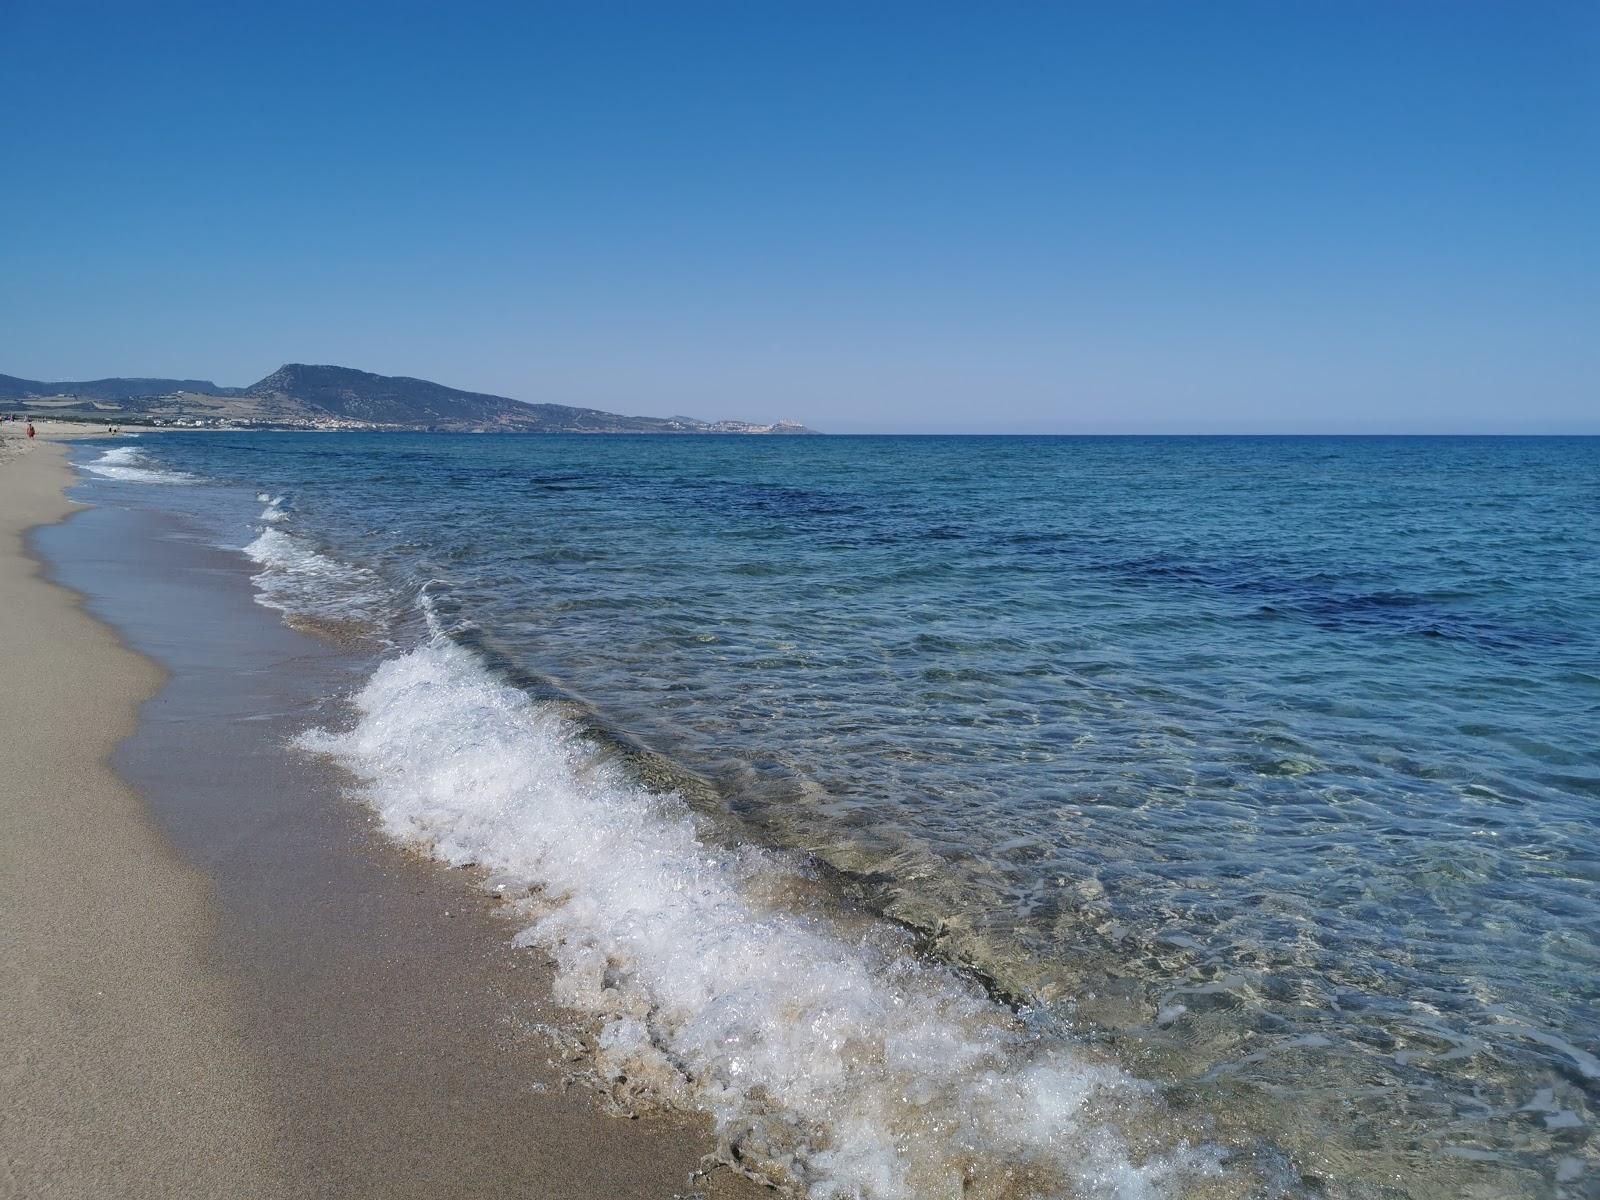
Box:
2, 1, 1595, 432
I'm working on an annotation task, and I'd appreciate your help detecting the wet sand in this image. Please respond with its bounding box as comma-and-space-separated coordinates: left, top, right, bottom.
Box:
0, 434, 288, 1196
2, 427, 758, 1198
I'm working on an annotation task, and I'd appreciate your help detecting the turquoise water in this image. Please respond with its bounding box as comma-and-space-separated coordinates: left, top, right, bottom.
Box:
82, 434, 1599, 1197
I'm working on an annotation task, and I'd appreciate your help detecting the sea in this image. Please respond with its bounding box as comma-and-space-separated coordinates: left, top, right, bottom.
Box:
73, 433, 1599, 1199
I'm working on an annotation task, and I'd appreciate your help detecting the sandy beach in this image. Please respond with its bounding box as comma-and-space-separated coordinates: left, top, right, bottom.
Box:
0, 426, 757, 1198
0, 429, 289, 1196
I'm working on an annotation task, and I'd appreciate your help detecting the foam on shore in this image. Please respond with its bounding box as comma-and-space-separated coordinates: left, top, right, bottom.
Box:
299, 636, 1231, 1199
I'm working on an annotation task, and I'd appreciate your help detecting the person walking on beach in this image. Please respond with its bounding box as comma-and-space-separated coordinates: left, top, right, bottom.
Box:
26, 421, 35, 439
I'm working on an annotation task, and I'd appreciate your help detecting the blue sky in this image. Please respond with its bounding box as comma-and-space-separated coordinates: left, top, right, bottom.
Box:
2, 1, 1594, 432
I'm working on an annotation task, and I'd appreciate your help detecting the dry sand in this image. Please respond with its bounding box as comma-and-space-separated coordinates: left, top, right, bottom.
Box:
0, 425, 757, 1198
0, 420, 156, 447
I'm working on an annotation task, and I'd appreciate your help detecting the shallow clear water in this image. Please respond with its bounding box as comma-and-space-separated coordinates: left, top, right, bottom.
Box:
80, 433, 1600, 1197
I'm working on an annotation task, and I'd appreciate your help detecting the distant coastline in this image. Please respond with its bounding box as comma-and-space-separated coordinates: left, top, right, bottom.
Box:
1, 362, 819, 435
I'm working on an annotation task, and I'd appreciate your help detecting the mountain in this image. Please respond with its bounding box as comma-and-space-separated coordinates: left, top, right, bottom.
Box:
0, 374, 232, 401
1, 363, 816, 434
243, 364, 702, 432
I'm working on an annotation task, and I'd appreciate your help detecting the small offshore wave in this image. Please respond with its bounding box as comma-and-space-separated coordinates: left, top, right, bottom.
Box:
241, 527, 388, 628
81, 445, 193, 484
415, 579, 481, 642
256, 492, 288, 523
300, 638, 1247, 1200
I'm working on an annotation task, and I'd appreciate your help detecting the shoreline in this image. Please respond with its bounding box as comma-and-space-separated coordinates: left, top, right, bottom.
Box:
2, 428, 759, 1198
0, 433, 291, 1195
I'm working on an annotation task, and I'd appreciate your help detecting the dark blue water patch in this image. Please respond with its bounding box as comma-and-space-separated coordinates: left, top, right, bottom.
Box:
1083, 548, 1563, 650
526, 473, 601, 491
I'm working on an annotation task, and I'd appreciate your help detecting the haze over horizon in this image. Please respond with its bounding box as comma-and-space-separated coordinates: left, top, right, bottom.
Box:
3, 1, 1595, 434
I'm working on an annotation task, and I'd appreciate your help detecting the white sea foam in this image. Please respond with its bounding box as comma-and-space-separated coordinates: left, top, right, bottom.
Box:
241, 527, 386, 626
81, 445, 193, 484
300, 638, 1230, 1199
256, 492, 288, 522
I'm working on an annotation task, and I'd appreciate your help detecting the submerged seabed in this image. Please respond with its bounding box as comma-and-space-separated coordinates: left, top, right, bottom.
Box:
76, 436, 1600, 1198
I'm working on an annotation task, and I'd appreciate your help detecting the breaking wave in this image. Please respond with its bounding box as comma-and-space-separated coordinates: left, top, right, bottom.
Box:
298, 636, 1244, 1199
257, 492, 288, 523
81, 445, 193, 484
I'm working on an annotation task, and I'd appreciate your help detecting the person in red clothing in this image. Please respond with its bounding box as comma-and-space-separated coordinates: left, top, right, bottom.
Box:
26, 420, 36, 438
